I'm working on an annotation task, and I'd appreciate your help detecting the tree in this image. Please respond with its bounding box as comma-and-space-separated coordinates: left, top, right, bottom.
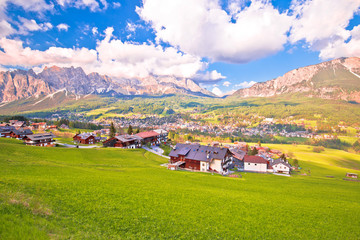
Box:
136, 128, 140, 133
258, 141, 261, 147
77, 129, 81, 134
110, 122, 116, 138
280, 153, 287, 161
127, 125, 133, 135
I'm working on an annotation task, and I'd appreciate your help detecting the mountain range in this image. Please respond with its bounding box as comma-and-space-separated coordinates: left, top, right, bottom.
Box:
0, 66, 214, 103
232, 57, 360, 103
1, 57, 360, 107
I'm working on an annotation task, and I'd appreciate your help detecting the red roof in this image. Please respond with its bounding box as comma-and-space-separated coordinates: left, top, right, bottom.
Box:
136, 131, 159, 139
244, 155, 268, 164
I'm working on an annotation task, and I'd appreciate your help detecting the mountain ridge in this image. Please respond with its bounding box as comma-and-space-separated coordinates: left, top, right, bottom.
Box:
231, 57, 360, 103
0, 66, 215, 103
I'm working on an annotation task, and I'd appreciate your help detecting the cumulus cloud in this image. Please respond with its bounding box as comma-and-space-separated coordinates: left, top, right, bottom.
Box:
0, 27, 212, 81
0, 37, 97, 68
57, 23, 69, 31
211, 87, 223, 97
223, 81, 231, 87
6, 0, 53, 12
192, 70, 226, 83
290, 0, 360, 60
235, 81, 256, 89
137, 0, 292, 63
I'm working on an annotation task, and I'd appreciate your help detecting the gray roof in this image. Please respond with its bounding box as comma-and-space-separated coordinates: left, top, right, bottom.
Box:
25, 133, 55, 141
76, 133, 95, 140
0, 126, 15, 133
115, 134, 142, 142
230, 148, 246, 160
169, 143, 229, 162
271, 159, 292, 168
12, 128, 33, 135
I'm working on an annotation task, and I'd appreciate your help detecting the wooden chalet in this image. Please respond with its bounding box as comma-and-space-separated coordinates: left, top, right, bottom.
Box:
136, 131, 160, 145
103, 134, 142, 148
23, 133, 56, 147
169, 143, 232, 174
10, 128, 33, 139
153, 129, 168, 143
73, 133, 97, 144
10, 120, 27, 129
0, 126, 16, 137
30, 122, 47, 130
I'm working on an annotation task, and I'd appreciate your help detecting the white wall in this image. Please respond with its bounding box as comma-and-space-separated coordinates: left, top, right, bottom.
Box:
210, 159, 223, 173
272, 163, 290, 174
200, 161, 209, 172
244, 162, 267, 172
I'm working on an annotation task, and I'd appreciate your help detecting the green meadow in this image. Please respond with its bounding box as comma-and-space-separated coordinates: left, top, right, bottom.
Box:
1, 138, 360, 239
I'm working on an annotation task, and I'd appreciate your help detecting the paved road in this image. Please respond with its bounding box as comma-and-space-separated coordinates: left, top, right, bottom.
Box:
142, 146, 170, 159
57, 143, 101, 149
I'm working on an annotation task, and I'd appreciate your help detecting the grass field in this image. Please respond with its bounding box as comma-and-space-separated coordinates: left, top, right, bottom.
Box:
1, 138, 360, 239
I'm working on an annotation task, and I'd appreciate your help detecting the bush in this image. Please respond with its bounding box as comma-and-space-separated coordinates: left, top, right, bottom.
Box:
313, 146, 325, 153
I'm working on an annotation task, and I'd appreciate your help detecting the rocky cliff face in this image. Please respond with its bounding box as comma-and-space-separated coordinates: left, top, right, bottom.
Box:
0, 66, 214, 102
0, 69, 53, 102
232, 57, 360, 102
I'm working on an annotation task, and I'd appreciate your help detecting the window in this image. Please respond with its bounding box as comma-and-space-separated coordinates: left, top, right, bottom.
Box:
255, 163, 257, 166
248, 163, 250, 165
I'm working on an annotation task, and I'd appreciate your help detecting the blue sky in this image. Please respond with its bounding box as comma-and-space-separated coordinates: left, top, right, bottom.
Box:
0, 0, 360, 96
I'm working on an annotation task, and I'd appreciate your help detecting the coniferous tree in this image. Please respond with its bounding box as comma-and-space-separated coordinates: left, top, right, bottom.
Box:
127, 125, 133, 135
110, 122, 116, 138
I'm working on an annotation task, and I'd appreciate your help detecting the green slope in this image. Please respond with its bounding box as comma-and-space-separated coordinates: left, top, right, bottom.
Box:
0, 138, 359, 239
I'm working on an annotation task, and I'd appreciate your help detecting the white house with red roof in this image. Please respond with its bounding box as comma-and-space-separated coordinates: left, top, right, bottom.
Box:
243, 155, 269, 173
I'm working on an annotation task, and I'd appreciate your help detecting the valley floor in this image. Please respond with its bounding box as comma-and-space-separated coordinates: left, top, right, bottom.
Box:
0, 138, 359, 239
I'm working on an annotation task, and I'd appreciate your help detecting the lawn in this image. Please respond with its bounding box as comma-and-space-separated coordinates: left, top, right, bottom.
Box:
0, 138, 359, 239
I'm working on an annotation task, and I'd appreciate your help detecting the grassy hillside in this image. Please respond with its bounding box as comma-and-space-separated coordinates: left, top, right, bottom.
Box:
1, 138, 359, 239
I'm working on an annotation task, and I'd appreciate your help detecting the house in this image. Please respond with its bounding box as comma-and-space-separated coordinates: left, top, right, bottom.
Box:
103, 134, 142, 148
271, 159, 292, 174
153, 129, 168, 143
60, 124, 69, 129
30, 122, 47, 130
10, 128, 33, 139
0, 126, 16, 137
136, 131, 159, 145
23, 133, 56, 146
243, 155, 269, 173
230, 149, 246, 170
47, 125, 58, 131
346, 173, 358, 179
169, 143, 232, 174
73, 133, 97, 144
11, 121, 26, 129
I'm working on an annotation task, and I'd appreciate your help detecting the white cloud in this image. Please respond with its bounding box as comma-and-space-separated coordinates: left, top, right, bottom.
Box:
17, 17, 53, 34
235, 80, 256, 89
6, 0, 53, 12
113, 2, 121, 8
211, 87, 223, 97
137, 0, 292, 63
0, 20, 15, 38
193, 70, 226, 83
0, 37, 98, 68
223, 81, 231, 87
57, 23, 69, 31
92, 27, 98, 35
0, 27, 212, 81
56, 0, 105, 12
290, 0, 360, 60
126, 22, 137, 32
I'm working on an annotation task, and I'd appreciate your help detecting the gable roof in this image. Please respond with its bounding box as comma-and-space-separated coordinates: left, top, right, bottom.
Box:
230, 148, 246, 160
244, 155, 268, 164
136, 131, 159, 139
24, 133, 55, 141
169, 143, 229, 162
74, 133, 95, 140
11, 128, 33, 135
271, 159, 292, 168
0, 126, 15, 133
115, 134, 142, 142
